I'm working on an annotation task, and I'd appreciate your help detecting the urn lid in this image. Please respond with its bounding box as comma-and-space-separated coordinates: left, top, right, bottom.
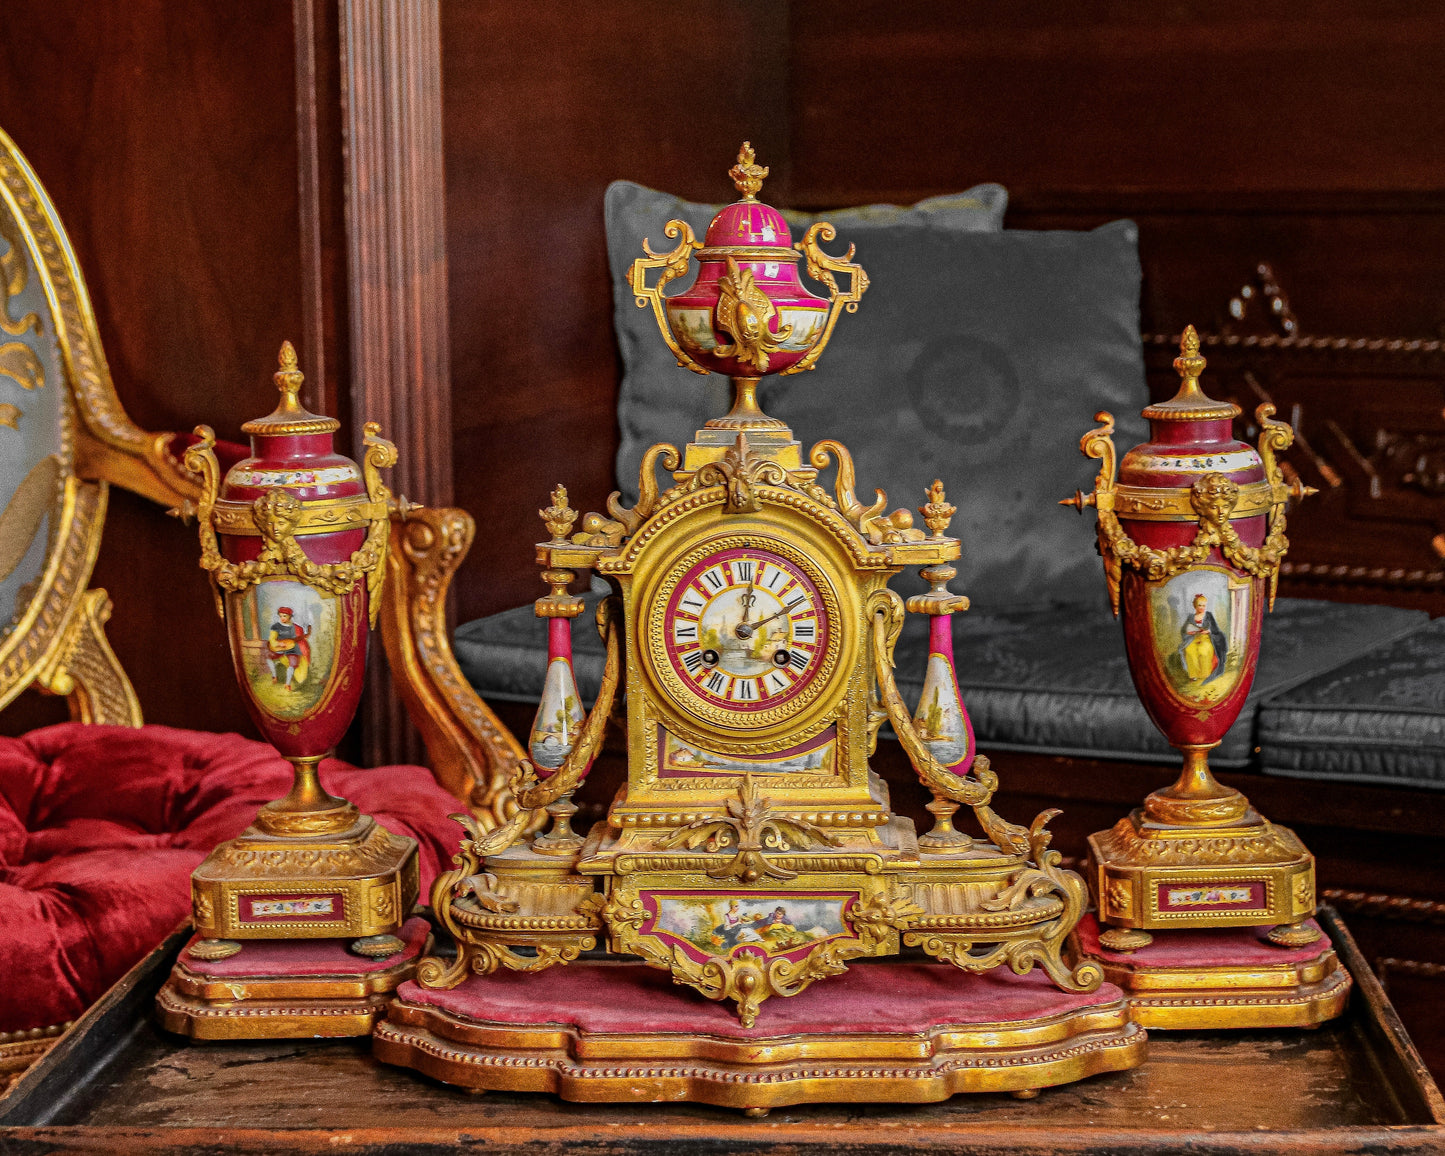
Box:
702, 142, 795, 251
241, 340, 341, 438
1141, 325, 1240, 424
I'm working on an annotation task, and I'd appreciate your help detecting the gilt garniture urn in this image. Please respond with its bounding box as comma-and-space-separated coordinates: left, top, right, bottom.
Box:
1063, 326, 1320, 951
181, 343, 418, 960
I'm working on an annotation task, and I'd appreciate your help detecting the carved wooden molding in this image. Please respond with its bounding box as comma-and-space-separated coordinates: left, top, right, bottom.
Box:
1323, 890, 1445, 927
340, 0, 452, 766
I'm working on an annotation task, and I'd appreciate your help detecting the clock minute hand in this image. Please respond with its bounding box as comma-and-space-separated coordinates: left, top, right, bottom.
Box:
735, 599, 797, 639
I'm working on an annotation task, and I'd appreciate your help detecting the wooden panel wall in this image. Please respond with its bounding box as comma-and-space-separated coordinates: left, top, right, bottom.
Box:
441, 2, 1445, 623
0, 0, 318, 737
441, 1, 789, 622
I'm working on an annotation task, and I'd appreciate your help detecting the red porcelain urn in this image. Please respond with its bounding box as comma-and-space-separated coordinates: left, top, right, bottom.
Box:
629, 142, 868, 434
1063, 326, 1321, 947
182, 343, 417, 959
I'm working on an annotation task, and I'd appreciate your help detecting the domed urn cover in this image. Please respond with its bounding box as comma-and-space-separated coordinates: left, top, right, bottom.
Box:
630, 142, 868, 437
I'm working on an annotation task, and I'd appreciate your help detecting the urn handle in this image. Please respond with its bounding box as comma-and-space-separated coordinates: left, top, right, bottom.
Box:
182, 423, 397, 627
628, 219, 708, 376
782, 222, 870, 375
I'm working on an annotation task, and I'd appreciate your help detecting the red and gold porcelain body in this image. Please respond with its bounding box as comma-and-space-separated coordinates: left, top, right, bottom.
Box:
178, 344, 417, 965
1064, 327, 1321, 953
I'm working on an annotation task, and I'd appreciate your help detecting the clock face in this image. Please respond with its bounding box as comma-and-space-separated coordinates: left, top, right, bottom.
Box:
655, 543, 834, 723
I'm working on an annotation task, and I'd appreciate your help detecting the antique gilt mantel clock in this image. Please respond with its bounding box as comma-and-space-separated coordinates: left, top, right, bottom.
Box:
375, 146, 1145, 1109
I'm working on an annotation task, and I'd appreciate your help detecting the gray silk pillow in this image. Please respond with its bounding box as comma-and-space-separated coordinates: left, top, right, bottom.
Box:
606, 181, 1146, 611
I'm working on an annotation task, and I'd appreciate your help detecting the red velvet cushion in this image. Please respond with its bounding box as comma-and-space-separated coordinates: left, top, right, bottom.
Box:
0, 723, 465, 1033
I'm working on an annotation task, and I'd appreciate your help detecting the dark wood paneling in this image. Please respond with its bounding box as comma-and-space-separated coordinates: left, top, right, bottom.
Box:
0, 0, 311, 737
789, 1, 1445, 200
441, 0, 790, 622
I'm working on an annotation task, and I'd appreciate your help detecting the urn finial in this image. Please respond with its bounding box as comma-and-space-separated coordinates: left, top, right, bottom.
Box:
242, 340, 340, 435
1172, 324, 1208, 393
729, 141, 769, 200
919, 480, 956, 539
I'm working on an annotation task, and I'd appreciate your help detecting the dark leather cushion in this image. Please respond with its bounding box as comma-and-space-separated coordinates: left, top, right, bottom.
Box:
1259, 617, 1445, 789
605, 179, 1149, 611
455, 597, 1427, 769
0, 723, 467, 1033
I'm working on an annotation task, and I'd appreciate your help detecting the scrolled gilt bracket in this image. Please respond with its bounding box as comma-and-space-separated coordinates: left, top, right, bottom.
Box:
904, 810, 1103, 995
628, 220, 708, 375
183, 424, 396, 626
605, 443, 682, 535
416, 811, 598, 989
784, 222, 870, 375
810, 440, 923, 543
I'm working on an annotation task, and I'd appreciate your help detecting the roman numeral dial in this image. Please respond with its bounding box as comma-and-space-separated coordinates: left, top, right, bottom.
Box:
659, 544, 830, 716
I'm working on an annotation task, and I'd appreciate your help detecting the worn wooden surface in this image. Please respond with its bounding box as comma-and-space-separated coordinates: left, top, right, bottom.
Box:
0, 909, 1439, 1154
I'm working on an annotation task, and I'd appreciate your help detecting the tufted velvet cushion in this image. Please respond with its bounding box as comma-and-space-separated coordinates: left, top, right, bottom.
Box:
0, 723, 465, 1034
606, 180, 1147, 611
1259, 617, 1445, 789
455, 595, 1427, 768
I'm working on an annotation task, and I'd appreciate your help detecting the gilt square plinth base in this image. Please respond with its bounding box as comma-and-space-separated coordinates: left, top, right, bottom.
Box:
1088, 813, 1316, 935
156, 916, 431, 1040
1072, 913, 1351, 1030
189, 816, 419, 943
372, 957, 1146, 1113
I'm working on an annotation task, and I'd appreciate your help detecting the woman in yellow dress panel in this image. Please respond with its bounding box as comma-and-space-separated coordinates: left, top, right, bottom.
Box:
1179, 593, 1227, 684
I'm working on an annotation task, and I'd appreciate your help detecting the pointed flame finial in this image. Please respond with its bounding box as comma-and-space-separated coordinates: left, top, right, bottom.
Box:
729, 141, 769, 200
241, 339, 339, 435
1173, 324, 1207, 389
540, 483, 578, 543
274, 340, 305, 407
919, 480, 956, 539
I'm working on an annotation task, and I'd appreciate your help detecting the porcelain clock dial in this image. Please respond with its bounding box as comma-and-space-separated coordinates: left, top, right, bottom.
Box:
655, 543, 833, 722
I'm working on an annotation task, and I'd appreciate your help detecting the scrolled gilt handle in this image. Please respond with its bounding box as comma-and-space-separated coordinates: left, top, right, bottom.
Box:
179, 423, 396, 626
182, 426, 226, 619
867, 589, 993, 808
359, 422, 398, 625
783, 222, 870, 376
628, 220, 707, 376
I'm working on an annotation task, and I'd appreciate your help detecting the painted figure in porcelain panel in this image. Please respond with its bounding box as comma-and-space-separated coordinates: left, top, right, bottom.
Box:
649, 892, 853, 959
234, 578, 339, 720
1147, 567, 1251, 706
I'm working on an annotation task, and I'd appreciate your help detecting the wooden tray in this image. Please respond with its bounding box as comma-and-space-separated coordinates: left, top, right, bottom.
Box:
0, 907, 1440, 1154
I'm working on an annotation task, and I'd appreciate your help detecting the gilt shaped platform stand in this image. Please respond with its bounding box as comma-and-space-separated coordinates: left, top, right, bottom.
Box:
373, 145, 1145, 1109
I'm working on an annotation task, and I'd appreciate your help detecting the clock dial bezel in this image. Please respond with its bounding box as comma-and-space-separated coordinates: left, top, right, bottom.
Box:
645, 534, 844, 732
